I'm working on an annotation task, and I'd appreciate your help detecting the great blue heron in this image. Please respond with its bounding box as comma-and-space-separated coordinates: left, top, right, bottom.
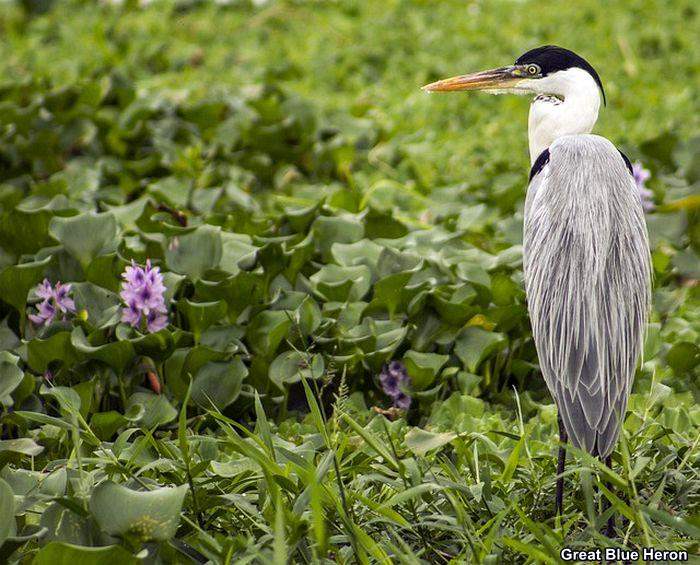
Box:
423, 45, 651, 534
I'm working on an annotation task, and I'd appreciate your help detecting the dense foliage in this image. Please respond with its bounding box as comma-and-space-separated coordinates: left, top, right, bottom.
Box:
0, 0, 697, 562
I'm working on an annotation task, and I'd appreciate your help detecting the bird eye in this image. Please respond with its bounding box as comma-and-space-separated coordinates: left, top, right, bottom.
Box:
527, 64, 540, 75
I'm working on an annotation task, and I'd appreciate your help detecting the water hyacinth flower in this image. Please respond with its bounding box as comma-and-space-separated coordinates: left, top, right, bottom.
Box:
29, 280, 76, 327
120, 260, 169, 333
379, 360, 412, 410
632, 161, 655, 212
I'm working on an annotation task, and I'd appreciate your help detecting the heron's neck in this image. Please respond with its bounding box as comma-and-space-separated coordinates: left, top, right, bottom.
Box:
527, 68, 602, 163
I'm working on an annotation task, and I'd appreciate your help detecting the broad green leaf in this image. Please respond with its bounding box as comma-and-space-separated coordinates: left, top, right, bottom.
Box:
402, 350, 449, 390
310, 264, 371, 302
33, 543, 139, 565
126, 392, 177, 429
70, 327, 135, 373
0, 256, 52, 315
246, 310, 292, 358
165, 224, 222, 280
405, 428, 457, 456
191, 358, 247, 410
311, 214, 364, 261
0, 477, 15, 547
40, 385, 81, 415
454, 327, 507, 373
49, 212, 117, 269
0, 351, 23, 405
89, 481, 187, 542
26, 330, 80, 373
71, 282, 121, 329
269, 351, 324, 390
178, 299, 228, 341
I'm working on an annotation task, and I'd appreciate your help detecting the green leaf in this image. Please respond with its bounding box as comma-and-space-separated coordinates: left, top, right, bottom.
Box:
311, 214, 364, 261
404, 428, 457, 456
165, 224, 222, 280
454, 327, 507, 372
402, 350, 449, 390
0, 437, 44, 469
191, 359, 247, 410
125, 392, 177, 429
178, 299, 228, 341
0, 352, 23, 406
269, 351, 324, 390
49, 212, 117, 269
0, 477, 16, 548
40, 385, 82, 415
70, 327, 135, 374
309, 264, 371, 302
33, 543, 139, 565
0, 255, 52, 315
89, 481, 187, 542
26, 330, 80, 373
666, 341, 699, 376
246, 310, 292, 358
71, 282, 121, 329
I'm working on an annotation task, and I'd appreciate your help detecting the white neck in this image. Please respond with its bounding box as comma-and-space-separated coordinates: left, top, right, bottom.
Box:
526, 68, 602, 163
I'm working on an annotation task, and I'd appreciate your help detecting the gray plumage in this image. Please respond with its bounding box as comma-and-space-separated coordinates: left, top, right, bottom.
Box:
523, 134, 651, 457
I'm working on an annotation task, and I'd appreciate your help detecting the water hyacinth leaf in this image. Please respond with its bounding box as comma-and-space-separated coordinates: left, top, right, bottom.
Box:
665, 342, 699, 376
165, 224, 222, 280
375, 247, 421, 279
454, 327, 507, 373
309, 264, 371, 302
126, 392, 177, 429
40, 385, 81, 415
0, 438, 43, 457
269, 351, 324, 391
33, 543, 140, 565
0, 477, 15, 547
70, 282, 121, 328
70, 327, 135, 374
331, 239, 383, 272
246, 310, 292, 358
311, 214, 364, 261
191, 358, 247, 410
26, 331, 80, 373
0, 209, 55, 257
90, 411, 130, 441
89, 481, 187, 542
404, 428, 457, 456
456, 263, 491, 291
219, 232, 258, 274
49, 212, 117, 269
130, 329, 175, 360
178, 299, 228, 341
0, 352, 23, 405
0, 255, 52, 315
402, 350, 449, 391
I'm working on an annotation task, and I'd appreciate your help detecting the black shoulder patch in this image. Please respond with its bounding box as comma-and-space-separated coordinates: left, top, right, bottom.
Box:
617, 149, 633, 175
529, 148, 550, 181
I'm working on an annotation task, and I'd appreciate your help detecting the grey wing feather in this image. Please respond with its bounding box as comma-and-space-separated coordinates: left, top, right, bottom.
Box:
523, 134, 651, 457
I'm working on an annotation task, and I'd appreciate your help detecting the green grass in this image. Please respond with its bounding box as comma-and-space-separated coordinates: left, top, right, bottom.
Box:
0, 0, 697, 562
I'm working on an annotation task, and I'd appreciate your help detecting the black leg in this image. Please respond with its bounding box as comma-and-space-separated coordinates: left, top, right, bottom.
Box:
556, 413, 568, 516
602, 454, 615, 537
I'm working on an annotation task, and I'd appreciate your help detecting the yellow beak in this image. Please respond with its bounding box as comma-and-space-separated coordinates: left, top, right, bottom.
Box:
422, 65, 526, 92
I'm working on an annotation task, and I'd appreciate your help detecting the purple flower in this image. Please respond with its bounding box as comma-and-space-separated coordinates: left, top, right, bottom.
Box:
120, 260, 169, 333
632, 162, 655, 212
29, 280, 76, 327
379, 360, 412, 410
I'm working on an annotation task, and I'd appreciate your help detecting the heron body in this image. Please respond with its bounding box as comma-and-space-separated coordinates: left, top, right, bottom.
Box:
424, 45, 652, 528
524, 134, 651, 457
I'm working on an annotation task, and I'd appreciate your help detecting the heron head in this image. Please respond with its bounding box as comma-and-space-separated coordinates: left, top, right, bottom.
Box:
422, 45, 605, 106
